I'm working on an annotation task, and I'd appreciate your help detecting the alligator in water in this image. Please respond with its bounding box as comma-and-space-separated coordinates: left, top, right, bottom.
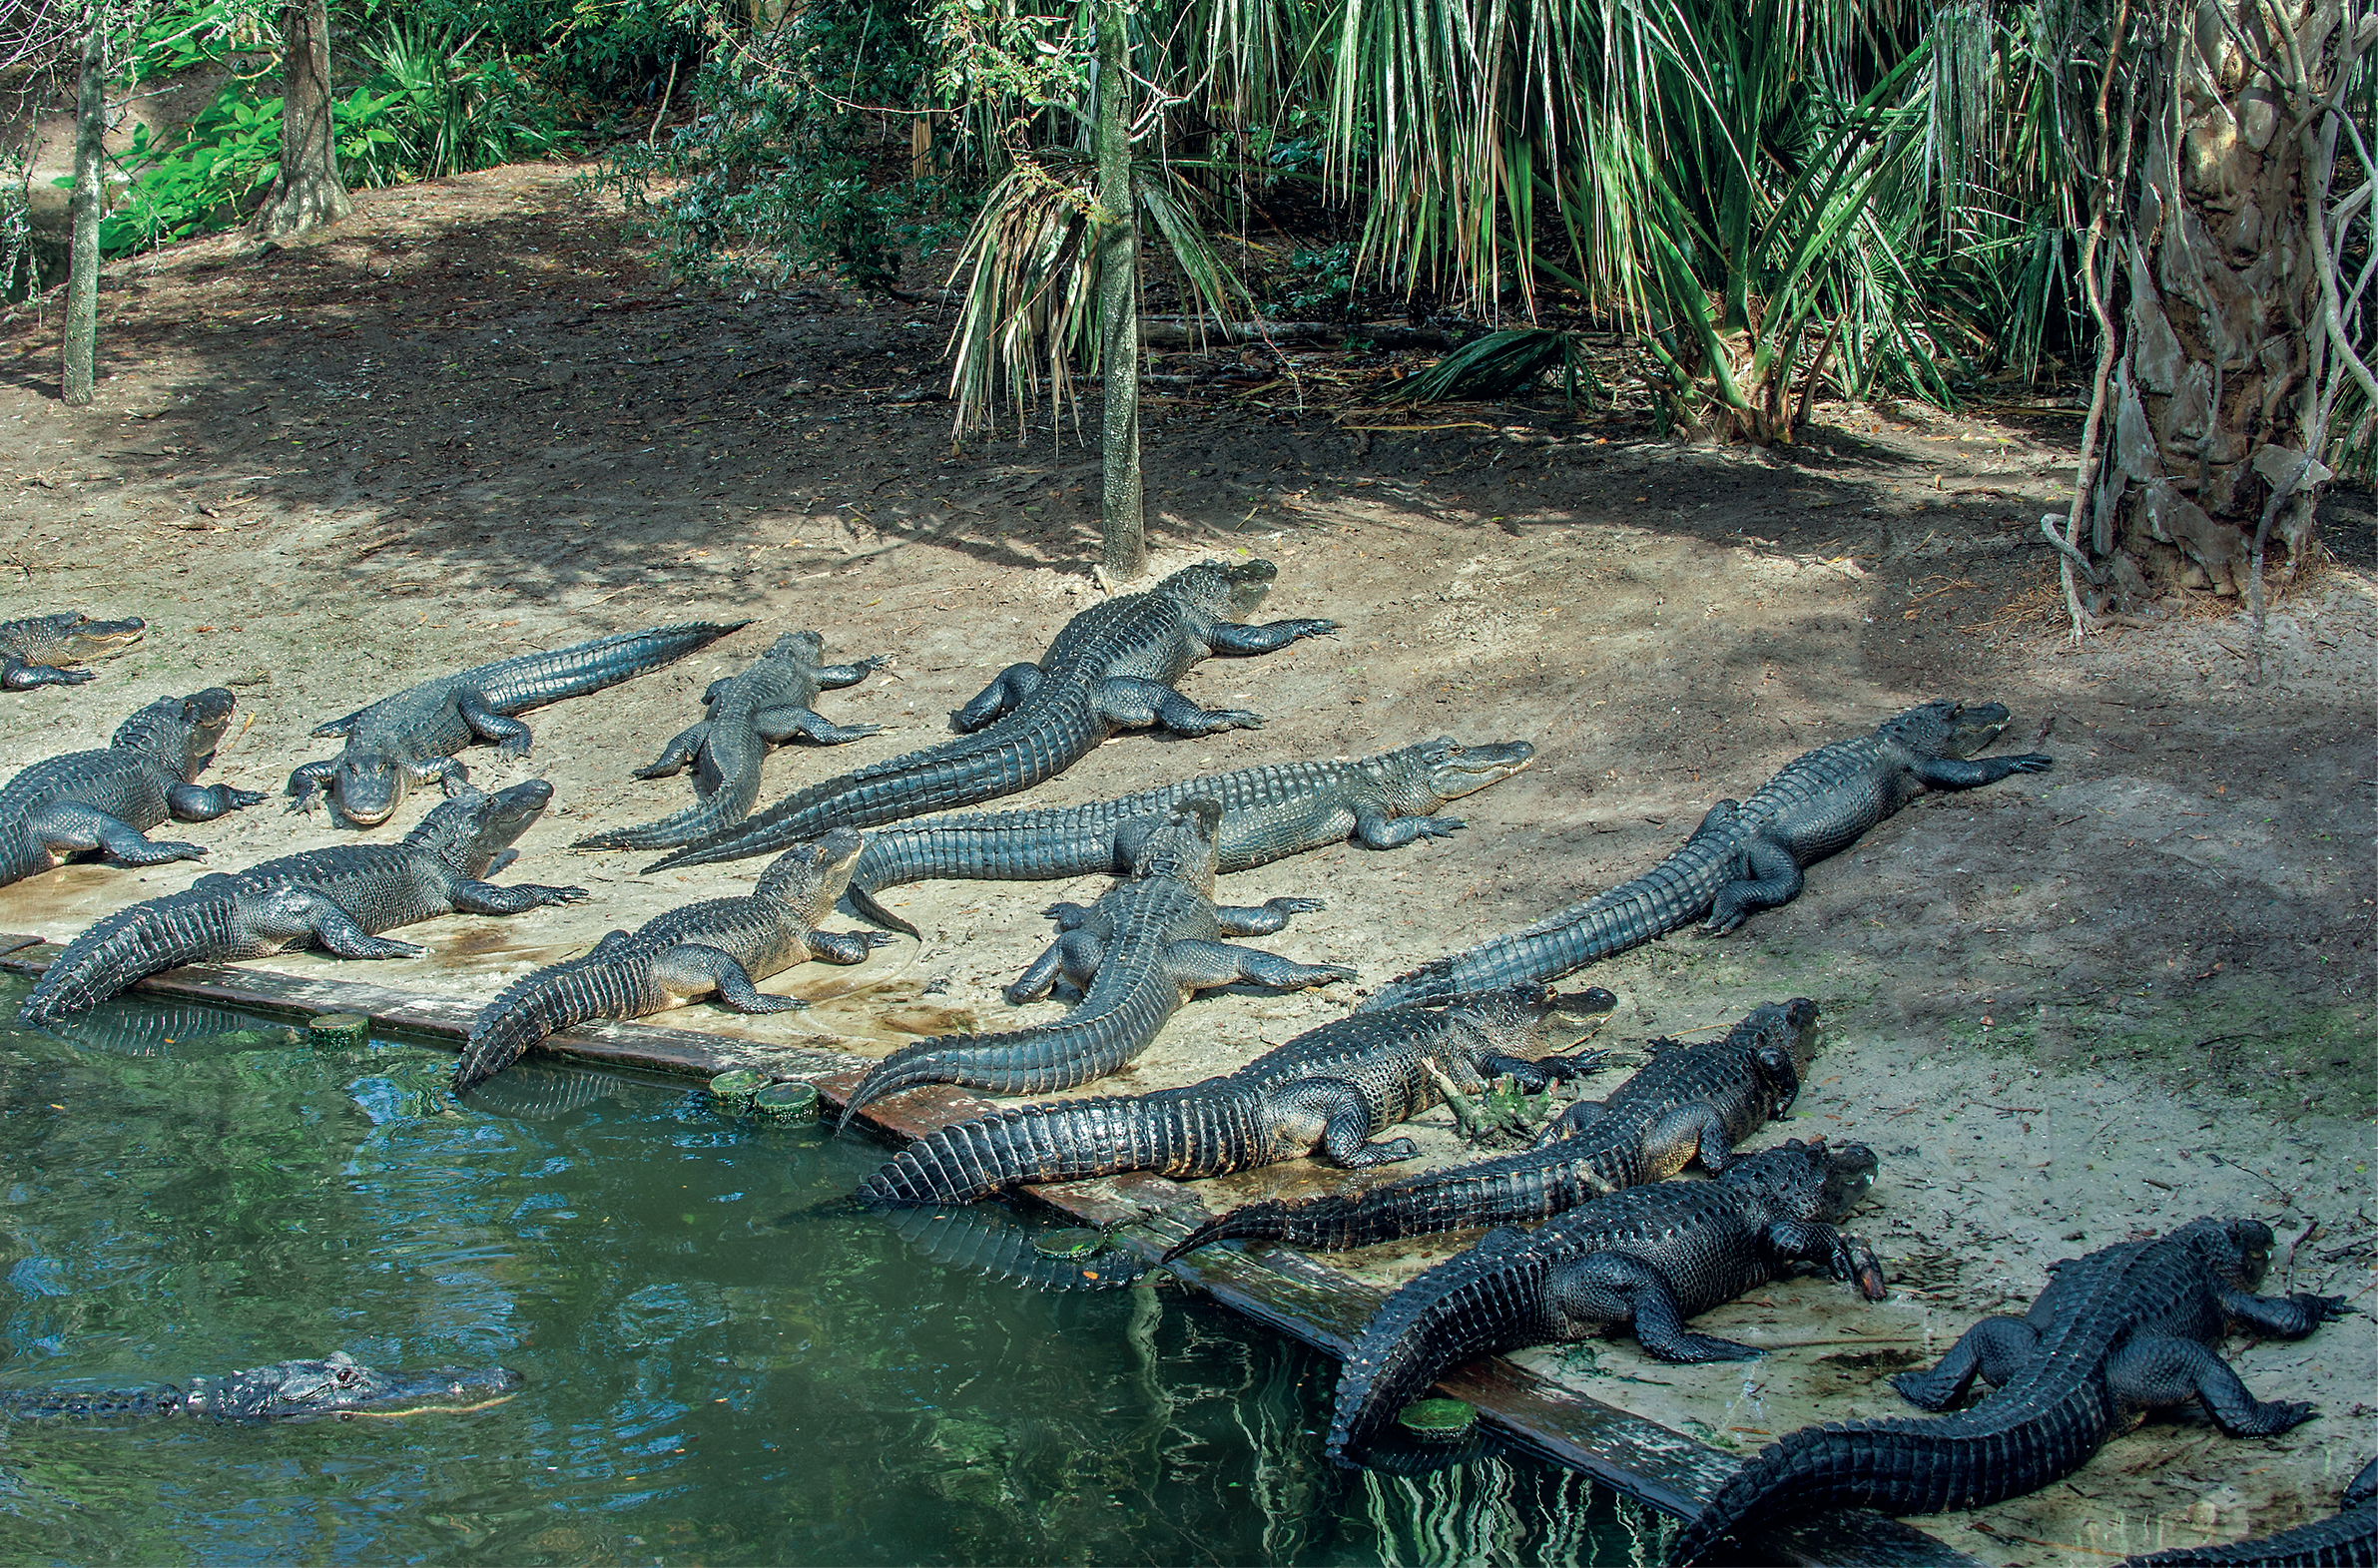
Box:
454, 826, 893, 1093
2122, 1454, 2375, 1566
0, 1351, 522, 1421
570, 630, 889, 851
0, 688, 265, 886
1671, 1217, 2349, 1564
858, 983, 1614, 1205
1360, 700, 2053, 1012
0, 612, 146, 689
641, 559, 1338, 873
842, 737, 1533, 938
1328, 1139, 1886, 1461
286, 621, 748, 826
837, 796, 1354, 1127
1163, 998, 1819, 1259
18, 780, 586, 1026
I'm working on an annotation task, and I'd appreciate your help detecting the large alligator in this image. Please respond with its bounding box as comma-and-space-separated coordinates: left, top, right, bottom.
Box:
0, 1351, 522, 1421
286, 620, 748, 826
837, 796, 1355, 1127
570, 630, 889, 851
842, 737, 1533, 938
1671, 1217, 2349, 1564
641, 559, 1337, 873
0, 612, 146, 689
454, 826, 892, 1093
2122, 1455, 2375, 1566
0, 688, 265, 886
18, 780, 586, 1026
1328, 1139, 1886, 1461
858, 983, 1615, 1206
1360, 700, 2053, 1012
1163, 998, 1818, 1259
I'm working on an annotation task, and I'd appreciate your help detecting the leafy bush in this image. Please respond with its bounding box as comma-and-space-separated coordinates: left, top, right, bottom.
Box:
343, 18, 566, 184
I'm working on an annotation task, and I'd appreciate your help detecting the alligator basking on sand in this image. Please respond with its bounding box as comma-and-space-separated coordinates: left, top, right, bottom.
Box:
454, 826, 893, 1093
570, 631, 889, 852
0, 688, 265, 886
1328, 1139, 1886, 1461
19, 780, 586, 1026
642, 559, 1338, 873
838, 796, 1354, 1127
1672, 1217, 2349, 1564
287, 621, 748, 826
1164, 998, 1819, 1259
843, 737, 1533, 938
0, 612, 146, 689
0, 1351, 522, 1422
859, 984, 1614, 1206
1361, 701, 2053, 1012
2123, 1455, 2376, 1566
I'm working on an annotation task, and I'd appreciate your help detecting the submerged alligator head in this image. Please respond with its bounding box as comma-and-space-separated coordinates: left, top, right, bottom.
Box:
109, 687, 240, 781
1879, 699, 2014, 760
408, 780, 558, 876
183, 1352, 524, 1419
1379, 737, 1535, 811
755, 824, 868, 919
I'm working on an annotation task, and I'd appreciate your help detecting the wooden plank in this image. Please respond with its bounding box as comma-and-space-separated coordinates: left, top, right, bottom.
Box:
0, 937, 1975, 1567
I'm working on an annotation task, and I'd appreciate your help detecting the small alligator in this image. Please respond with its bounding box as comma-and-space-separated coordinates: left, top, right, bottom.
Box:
1360, 700, 2052, 1011
287, 620, 748, 826
642, 559, 1338, 873
1328, 1139, 1886, 1461
2122, 1455, 2375, 1566
454, 826, 893, 1093
0, 612, 146, 689
1672, 1217, 2349, 1564
837, 796, 1355, 1127
1163, 998, 1819, 1259
0, 1351, 522, 1421
843, 737, 1533, 937
0, 688, 265, 886
858, 984, 1614, 1205
571, 630, 889, 851
18, 780, 586, 1026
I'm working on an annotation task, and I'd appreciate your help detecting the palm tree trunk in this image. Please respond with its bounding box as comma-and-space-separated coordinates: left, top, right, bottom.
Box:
255, 0, 352, 244
1095, 0, 1145, 580
61, 9, 103, 407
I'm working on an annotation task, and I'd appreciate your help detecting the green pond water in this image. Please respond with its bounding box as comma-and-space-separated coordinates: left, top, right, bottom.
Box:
0, 981, 1649, 1565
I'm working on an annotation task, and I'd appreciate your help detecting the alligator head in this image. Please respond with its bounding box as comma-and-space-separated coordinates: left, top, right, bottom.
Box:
1445, 982, 1617, 1055
766, 629, 829, 665
180, 1351, 523, 1419
8, 612, 147, 668
1162, 558, 1279, 619
1722, 1137, 1886, 1296
755, 825, 867, 921
1129, 795, 1224, 892
1381, 736, 1535, 810
1746, 997, 1822, 1110
405, 780, 556, 877
109, 688, 238, 780
2173, 1216, 2280, 1293
1878, 700, 2013, 760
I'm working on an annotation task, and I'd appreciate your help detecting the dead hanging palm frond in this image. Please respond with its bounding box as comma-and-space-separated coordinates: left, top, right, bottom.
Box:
1388, 327, 1606, 404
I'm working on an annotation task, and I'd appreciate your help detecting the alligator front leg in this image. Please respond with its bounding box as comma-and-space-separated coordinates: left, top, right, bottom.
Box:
167, 782, 267, 821
1891, 1314, 2039, 1409
807, 928, 898, 964
457, 694, 534, 758
633, 722, 710, 780
1164, 939, 1354, 993
1354, 809, 1466, 847
1093, 677, 1263, 737
1637, 1102, 1747, 1175
1761, 1220, 1887, 1300
1204, 617, 1341, 654
3, 659, 94, 689
445, 879, 592, 914
286, 760, 339, 812
1546, 1254, 1764, 1361
2216, 1286, 2350, 1338
1478, 1049, 1606, 1091
1912, 753, 2054, 788
952, 664, 1043, 732
2105, 1336, 2319, 1435
653, 944, 809, 1013
1212, 896, 1325, 936
753, 705, 883, 746
815, 654, 890, 689
28, 804, 210, 867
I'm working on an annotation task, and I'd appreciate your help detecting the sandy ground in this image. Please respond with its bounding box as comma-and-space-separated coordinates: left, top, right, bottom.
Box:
2, 162, 2371, 1563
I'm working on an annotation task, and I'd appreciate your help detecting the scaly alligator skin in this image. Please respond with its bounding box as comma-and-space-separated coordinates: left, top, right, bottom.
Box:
287, 620, 748, 826
454, 826, 893, 1092
0, 1351, 522, 1421
858, 984, 1615, 1205
642, 559, 1337, 872
18, 780, 587, 1026
1163, 998, 1819, 1259
0, 688, 265, 886
844, 737, 1533, 937
1361, 700, 2052, 1011
1329, 1139, 1886, 1461
2122, 1456, 2376, 1567
571, 630, 889, 851
837, 796, 1355, 1127
1672, 1218, 2349, 1565
0, 612, 146, 689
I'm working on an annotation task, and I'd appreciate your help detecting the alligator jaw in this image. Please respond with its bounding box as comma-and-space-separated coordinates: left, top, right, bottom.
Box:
183, 1354, 525, 1419
1429, 739, 1535, 800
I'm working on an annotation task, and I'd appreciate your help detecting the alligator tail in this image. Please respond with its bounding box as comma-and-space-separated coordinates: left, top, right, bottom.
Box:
1161, 1143, 1602, 1259
858, 1087, 1268, 1204
838, 977, 1180, 1129
19, 889, 241, 1026
844, 817, 1120, 939
469, 622, 749, 716
569, 777, 759, 852
456, 948, 647, 1092
1326, 1231, 1551, 1460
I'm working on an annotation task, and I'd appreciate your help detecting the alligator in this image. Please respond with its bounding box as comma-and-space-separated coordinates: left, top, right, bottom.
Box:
18, 780, 587, 1026
1328, 1139, 1886, 1461
570, 631, 889, 851
1671, 1217, 2350, 1564
454, 826, 893, 1093
640, 558, 1338, 873
286, 620, 749, 827
837, 796, 1355, 1128
858, 983, 1615, 1206
883, 1206, 1153, 1293
0, 688, 266, 887
1359, 700, 2053, 1012
842, 737, 1533, 938
2122, 1455, 2375, 1566
0, 612, 146, 689
1162, 998, 1819, 1260
0, 1351, 523, 1421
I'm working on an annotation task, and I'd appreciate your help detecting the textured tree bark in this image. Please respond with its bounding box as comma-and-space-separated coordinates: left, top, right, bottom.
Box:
254, 0, 352, 245
1095, 0, 1145, 581
61, 12, 104, 407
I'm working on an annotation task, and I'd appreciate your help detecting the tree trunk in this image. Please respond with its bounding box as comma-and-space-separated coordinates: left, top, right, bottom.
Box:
254, 0, 351, 245
1094, 0, 1145, 581
60, 12, 104, 407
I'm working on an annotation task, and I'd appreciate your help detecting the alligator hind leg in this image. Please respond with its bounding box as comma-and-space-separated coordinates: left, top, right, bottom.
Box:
634, 722, 710, 779
1892, 1315, 2038, 1409
2106, 1335, 2318, 1435
1093, 677, 1263, 737
29, 803, 209, 867
1272, 1080, 1420, 1168
953, 664, 1042, 732
1547, 1255, 1763, 1361
1213, 896, 1325, 936
655, 945, 809, 1013
457, 695, 534, 758
266, 891, 425, 960
1006, 930, 1104, 1003
1705, 834, 1803, 934
1164, 940, 1355, 993
754, 705, 883, 745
